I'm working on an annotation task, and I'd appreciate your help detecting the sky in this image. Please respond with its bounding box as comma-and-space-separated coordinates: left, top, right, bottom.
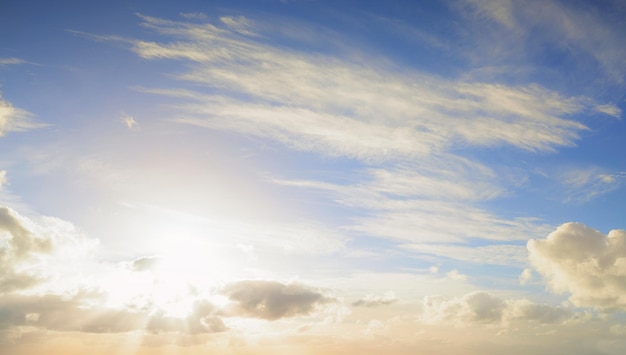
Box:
1, 0, 626, 353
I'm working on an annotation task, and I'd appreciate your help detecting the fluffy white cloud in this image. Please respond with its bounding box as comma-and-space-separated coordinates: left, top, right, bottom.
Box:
528, 222, 626, 310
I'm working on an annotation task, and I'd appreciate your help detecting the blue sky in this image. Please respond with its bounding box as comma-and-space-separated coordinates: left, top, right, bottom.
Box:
1, 1, 626, 354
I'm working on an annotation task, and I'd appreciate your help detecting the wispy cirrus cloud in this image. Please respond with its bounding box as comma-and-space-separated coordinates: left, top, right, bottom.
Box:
460, 0, 626, 84
555, 167, 626, 203
0, 57, 27, 66
129, 14, 617, 157
0, 93, 47, 137
101, 13, 620, 252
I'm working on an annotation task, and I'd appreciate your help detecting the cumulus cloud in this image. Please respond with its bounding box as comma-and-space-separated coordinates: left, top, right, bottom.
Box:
519, 268, 533, 285
352, 291, 397, 307
0, 93, 45, 136
0, 207, 54, 293
222, 280, 331, 320
528, 222, 626, 310
422, 291, 571, 325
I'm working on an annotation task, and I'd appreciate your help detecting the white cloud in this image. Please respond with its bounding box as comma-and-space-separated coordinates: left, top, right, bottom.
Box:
179, 12, 208, 21
461, 0, 626, 83
422, 291, 571, 325
352, 291, 397, 307
0, 93, 46, 137
595, 104, 622, 118
0, 57, 26, 66
115, 14, 606, 250
128, 14, 613, 159
220, 16, 257, 36
528, 222, 626, 310
446, 269, 468, 281
557, 167, 625, 203
0, 206, 98, 294
0, 170, 7, 190
519, 268, 533, 285
120, 112, 138, 129
404, 243, 527, 266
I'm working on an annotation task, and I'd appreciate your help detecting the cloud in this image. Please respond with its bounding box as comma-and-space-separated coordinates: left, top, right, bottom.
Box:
222, 280, 331, 320
0, 170, 7, 190
144, 299, 226, 334
556, 167, 626, 203
0, 57, 26, 66
128, 14, 615, 159
130, 255, 161, 272
519, 268, 533, 285
0, 93, 46, 137
114, 14, 617, 250
120, 112, 138, 129
594, 104, 622, 118
461, 0, 626, 83
220, 16, 257, 36
352, 291, 397, 307
528, 222, 626, 310
179, 12, 209, 21
422, 291, 571, 325
404, 243, 527, 266
0, 292, 225, 335
0, 207, 99, 295
0, 207, 52, 256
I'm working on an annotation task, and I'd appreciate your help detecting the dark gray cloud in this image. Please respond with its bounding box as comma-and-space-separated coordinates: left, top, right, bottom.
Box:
222, 280, 330, 320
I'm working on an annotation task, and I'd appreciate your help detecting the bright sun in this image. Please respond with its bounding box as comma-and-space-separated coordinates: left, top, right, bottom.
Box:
105, 215, 234, 319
